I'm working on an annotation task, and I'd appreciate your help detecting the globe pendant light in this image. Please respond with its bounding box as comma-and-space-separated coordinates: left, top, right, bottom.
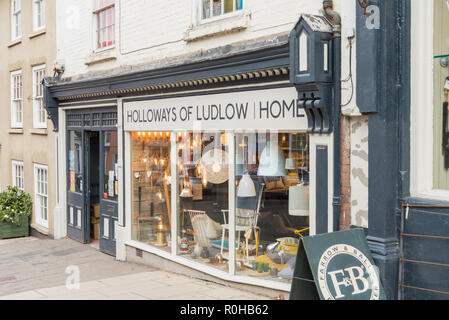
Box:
237, 173, 256, 197
257, 141, 286, 177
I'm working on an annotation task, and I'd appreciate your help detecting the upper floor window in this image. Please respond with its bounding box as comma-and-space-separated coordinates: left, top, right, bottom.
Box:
33, 0, 45, 31
11, 0, 22, 40
11, 70, 23, 128
202, 0, 243, 20
33, 65, 46, 128
93, 0, 115, 50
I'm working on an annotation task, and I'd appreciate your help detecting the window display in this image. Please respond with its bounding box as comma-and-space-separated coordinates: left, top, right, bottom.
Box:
176, 131, 229, 270
232, 132, 309, 282
130, 129, 309, 283
131, 132, 171, 252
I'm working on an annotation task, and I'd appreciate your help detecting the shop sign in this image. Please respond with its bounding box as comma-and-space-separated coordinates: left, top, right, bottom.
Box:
123, 87, 307, 132
289, 229, 386, 300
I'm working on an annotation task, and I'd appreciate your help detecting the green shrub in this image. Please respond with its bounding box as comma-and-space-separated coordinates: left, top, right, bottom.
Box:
0, 186, 32, 226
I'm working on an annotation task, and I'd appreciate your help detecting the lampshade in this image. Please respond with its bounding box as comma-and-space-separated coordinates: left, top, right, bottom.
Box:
257, 142, 286, 176
285, 158, 299, 170
180, 186, 193, 198
237, 173, 256, 197
200, 149, 229, 184
289, 184, 309, 216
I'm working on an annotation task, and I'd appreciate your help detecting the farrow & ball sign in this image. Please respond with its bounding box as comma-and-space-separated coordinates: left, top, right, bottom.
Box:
290, 229, 386, 300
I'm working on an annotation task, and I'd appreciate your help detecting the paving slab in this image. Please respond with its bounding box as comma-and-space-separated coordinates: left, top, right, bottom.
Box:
0, 237, 273, 300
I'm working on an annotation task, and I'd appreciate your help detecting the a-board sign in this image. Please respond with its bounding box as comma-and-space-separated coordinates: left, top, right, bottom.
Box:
289, 228, 386, 300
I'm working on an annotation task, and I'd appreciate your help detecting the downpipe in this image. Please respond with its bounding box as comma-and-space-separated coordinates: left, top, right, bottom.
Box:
323, 0, 342, 232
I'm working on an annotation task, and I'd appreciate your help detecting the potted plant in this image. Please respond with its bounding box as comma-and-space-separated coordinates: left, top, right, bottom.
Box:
0, 186, 32, 239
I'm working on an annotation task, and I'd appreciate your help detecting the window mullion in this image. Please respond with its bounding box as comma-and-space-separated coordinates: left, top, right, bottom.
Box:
171, 132, 178, 256
227, 131, 236, 276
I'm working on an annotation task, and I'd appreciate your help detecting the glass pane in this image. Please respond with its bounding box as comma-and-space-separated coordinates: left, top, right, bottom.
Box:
176, 131, 229, 272
202, 0, 210, 19
224, 0, 234, 13
103, 131, 118, 201
68, 131, 83, 193
233, 131, 309, 283
131, 132, 171, 253
212, 0, 222, 16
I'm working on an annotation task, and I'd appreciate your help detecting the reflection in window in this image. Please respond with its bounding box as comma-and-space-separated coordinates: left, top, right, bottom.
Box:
68, 131, 83, 193
231, 132, 309, 283
177, 132, 229, 271
131, 132, 171, 252
103, 131, 118, 201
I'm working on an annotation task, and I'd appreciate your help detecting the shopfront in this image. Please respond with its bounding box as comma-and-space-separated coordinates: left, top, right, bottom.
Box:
122, 85, 318, 289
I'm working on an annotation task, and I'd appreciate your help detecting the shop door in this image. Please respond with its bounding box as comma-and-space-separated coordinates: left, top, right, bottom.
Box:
67, 130, 90, 243
99, 131, 119, 256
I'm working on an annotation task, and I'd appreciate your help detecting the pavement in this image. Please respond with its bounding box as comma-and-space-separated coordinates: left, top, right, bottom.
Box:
0, 237, 272, 300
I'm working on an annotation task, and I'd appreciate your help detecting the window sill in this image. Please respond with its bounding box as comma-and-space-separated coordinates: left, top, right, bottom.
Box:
7, 38, 22, 48
30, 223, 49, 235
9, 128, 23, 134
85, 47, 117, 66
410, 189, 449, 202
184, 11, 250, 42
29, 128, 48, 135
29, 29, 46, 40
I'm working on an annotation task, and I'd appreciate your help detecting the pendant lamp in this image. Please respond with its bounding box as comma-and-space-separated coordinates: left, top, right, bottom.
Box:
257, 141, 286, 177
289, 184, 309, 216
237, 173, 256, 197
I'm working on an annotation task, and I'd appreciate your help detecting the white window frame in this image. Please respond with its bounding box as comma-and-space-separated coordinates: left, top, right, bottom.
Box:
92, 0, 116, 51
410, 0, 449, 201
12, 160, 24, 191
33, 65, 47, 129
34, 164, 49, 228
200, 0, 243, 23
10, 70, 23, 129
11, 0, 22, 41
33, 0, 45, 32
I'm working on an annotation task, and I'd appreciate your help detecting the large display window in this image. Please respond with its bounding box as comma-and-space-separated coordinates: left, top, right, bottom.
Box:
130, 130, 309, 283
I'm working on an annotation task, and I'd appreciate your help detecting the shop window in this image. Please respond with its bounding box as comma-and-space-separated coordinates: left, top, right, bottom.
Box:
10, 70, 23, 128
231, 131, 309, 282
34, 164, 48, 228
11, 0, 21, 41
93, 0, 115, 50
12, 160, 24, 191
176, 131, 229, 270
131, 132, 172, 253
33, 0, 45, 32
68, 131, 83, 193
33, 65, 46, 129
129, 129, 309, 282
202, 0, 243, 20
103, 131, 118, 201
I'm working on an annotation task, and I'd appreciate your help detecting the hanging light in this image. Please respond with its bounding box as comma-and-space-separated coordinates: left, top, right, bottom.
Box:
237, 173, 256, 197
257, 139, 286, 176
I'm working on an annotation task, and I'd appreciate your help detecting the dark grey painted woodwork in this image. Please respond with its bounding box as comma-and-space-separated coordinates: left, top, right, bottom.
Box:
316, 145, 328, 234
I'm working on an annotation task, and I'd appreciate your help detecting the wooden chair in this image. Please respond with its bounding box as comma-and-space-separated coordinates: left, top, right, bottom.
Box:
185, 209, 210, 249
220, 183, 265, 260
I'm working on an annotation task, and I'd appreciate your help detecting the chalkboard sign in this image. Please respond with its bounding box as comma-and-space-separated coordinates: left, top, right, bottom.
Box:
289, 229, 386, 300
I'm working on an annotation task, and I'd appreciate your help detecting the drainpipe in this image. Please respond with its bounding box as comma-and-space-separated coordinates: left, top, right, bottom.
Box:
323, 0, 342, 232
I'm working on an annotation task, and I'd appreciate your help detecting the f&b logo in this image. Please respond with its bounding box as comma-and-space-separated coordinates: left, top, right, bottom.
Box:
317, 244, 380, 300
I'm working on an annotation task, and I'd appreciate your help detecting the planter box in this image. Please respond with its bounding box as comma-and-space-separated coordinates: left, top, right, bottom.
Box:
0, 215, 29, 239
